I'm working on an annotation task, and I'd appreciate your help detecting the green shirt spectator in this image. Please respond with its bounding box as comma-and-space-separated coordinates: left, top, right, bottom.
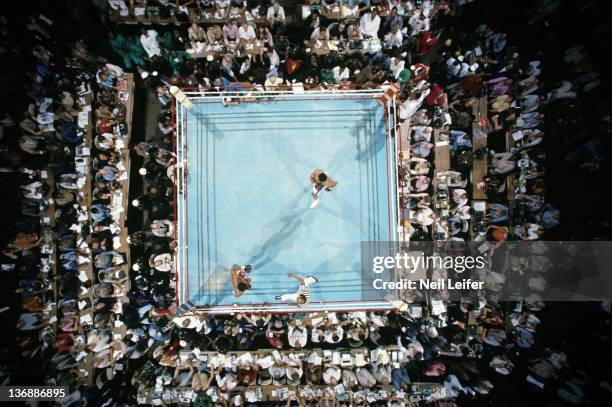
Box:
166, 50, 191, 76
320, 68, 334, 84
158, 31, 177, 51
121, 36, 146, 69
109, 32, 127, 54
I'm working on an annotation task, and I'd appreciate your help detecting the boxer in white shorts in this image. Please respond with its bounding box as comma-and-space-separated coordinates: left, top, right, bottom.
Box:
309, 169, 338, 209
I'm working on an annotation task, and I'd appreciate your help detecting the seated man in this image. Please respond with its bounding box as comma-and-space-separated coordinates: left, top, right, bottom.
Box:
439, 170, 467, 187
412, 207, 437, 227
360, 7, 381, 38
451, 188, 468, 208
489, 150, 516, 174
266, 2, 286, 33
206, 25, 223, 44
329, 20, 347, 40
188, 22, 207, 44
384, 24, 403, 48
238, 21, 256, 46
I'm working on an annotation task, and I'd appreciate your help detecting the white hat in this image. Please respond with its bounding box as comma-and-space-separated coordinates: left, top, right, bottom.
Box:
132, 263, 140, 272
139, 168, 147, 176
131, 199, 140, 207
206, 54, 214, 62
140, 71, 149, 79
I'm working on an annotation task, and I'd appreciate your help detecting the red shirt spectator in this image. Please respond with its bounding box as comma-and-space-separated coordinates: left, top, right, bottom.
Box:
425, 84, 446, 106
286, 58, 302, 76
417, 31, 438, 56
238, 365, 259, 386
459, 74, 481, 97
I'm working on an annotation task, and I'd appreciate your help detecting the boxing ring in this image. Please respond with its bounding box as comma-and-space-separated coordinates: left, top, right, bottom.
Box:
173, 85, 402, 313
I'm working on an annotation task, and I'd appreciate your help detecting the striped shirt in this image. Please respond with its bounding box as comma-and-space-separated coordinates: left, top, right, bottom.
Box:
296, 284, 312, 306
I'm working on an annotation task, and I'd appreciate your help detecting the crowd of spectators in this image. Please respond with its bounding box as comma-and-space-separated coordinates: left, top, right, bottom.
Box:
0, 8, 107, 392
0, 7, 135, 402
396, 23, 560, 248
100, 0, 557, 405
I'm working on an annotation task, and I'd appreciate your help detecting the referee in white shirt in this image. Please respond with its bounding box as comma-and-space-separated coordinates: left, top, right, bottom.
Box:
275, 273, 317, 306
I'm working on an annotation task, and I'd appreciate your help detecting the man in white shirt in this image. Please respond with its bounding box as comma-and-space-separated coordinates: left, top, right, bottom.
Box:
399, 89, 431, 121
408, 12, 429, 36
439, 170, 467, 187
389, 56, 405, 79
323, 366, 341, 385
360, 8, 381, 38
311, 326, 327, 344
264, 72, 283, 90
266, 47, 280, 69
140, 29, 161, 59
325, 325, 344, 344
413, 207, 437, 226
239, 56, 252, 79
266, 2, 286, 33
288, 324, 308, 349
333, 65, 350, 82
188, 22, 207, 44
384, 24, 403, 48
238, 21, 256, 44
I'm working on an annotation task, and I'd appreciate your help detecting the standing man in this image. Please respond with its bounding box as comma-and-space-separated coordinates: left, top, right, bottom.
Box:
275, 273, 318, 307
309, 169, 338, 208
